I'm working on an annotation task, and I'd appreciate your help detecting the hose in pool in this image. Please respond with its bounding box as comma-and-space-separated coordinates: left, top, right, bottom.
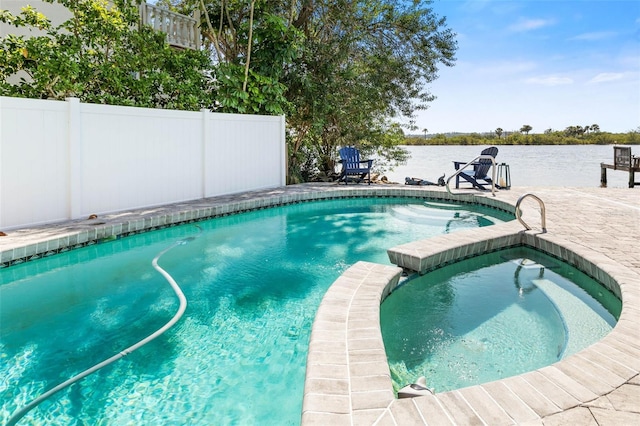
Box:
6, 238, 193, 426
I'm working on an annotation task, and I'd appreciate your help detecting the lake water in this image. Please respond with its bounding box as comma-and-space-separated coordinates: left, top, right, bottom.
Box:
381, 145, 640, 189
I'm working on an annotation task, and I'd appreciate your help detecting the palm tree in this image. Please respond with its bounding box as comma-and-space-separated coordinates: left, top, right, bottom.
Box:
591, 124, 600, 133
423, 128, 428, 139
495, 127, 503, 139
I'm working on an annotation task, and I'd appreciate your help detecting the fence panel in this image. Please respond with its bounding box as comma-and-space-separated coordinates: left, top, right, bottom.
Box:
0, 97, 70, 228
206, 113, 285, 197
79, 104, 203, 215
0, 97, 286, 230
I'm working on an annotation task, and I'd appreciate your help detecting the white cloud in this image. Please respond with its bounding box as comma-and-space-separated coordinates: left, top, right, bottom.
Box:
588, 73, 625, 84
525, 76, 573, 86
508, 18, 554, 32
570, 31, 618, 41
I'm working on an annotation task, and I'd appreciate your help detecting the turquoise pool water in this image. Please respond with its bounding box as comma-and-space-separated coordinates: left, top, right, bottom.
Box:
0, 198, 510, 425
381, 247, 621, 394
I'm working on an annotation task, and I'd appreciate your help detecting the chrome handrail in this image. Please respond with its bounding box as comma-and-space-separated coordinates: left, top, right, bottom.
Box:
446, 155, 497, 196
515, 193, 547, 233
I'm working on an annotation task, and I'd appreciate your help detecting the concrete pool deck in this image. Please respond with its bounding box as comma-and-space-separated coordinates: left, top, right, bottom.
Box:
1, 184, 638, 425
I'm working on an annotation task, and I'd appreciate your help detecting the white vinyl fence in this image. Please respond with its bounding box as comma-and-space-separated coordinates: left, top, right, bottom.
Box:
0, 96, 286, 230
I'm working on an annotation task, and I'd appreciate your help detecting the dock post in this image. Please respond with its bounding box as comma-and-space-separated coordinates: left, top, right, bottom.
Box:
629, 168, 635, 188
600, 163, 607, 187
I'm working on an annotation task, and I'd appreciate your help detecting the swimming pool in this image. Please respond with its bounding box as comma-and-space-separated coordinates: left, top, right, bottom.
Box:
0, 198, 511, 425
381, 246, 621, 394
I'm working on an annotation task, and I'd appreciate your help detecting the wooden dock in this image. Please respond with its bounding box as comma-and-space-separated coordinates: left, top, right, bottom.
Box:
600, 146, 640, 188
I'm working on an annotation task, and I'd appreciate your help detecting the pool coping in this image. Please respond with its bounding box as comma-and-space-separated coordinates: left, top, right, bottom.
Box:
1, 184, 639, 425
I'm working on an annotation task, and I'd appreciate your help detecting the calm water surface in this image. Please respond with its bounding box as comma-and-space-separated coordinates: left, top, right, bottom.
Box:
382, 145, 640, 188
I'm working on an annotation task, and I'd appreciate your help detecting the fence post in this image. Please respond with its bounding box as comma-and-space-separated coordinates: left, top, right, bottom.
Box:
280, 115, 287, 186
67, 97, 82, 219
201, 108, 211, 198
0, 97, 3, 228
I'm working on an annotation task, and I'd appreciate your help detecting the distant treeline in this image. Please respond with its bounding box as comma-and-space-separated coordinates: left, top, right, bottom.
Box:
405, 130, 640, 146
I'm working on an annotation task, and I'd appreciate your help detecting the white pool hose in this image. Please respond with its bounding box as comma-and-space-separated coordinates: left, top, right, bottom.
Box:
7, 239, 190, 426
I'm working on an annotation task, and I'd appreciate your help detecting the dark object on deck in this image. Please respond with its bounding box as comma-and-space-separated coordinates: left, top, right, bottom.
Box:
405, 174, 446, 186
338, 146, 373, 185
600, 146, 640, 188
497, 163, 511, 189
398, 376, 433, 398
453, 147, 499, 190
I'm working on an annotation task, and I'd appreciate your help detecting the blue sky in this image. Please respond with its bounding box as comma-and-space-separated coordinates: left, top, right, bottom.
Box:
415, 0, 640, 134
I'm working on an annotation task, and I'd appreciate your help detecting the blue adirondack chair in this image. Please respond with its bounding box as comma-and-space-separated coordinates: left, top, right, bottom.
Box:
338, 146, 373, 185
453, 147, 498, 190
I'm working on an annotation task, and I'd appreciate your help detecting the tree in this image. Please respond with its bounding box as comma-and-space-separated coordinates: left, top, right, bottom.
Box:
563, 126, 574, 137
0, 0, 210, 110
195, 0, 302, 115
281, 0, 457, 181
520, 125, 532, 135
192, 0, 456, 180
495, 127, 503, 139
423, 128, 428, 139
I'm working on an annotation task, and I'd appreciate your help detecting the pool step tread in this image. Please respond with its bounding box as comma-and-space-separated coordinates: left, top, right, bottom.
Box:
500, 375, 563, 417
456, 385, 516, 425
520, 371, 581, 410
573, 353, 631, 388
436, 391, 486, 425
481, 380, 541, 423
589, 342, 640, 376
410, 393, 457, 425
388, 398, 429, 424
577, 347, 637, 387
538, 365, 600, 402
553, 358, 616, 395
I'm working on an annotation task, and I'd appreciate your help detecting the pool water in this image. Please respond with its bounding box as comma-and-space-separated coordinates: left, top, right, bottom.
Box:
0, 198, 510, 425
380, 247, 621, 394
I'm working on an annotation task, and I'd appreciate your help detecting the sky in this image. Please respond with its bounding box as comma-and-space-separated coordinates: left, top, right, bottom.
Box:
413, 0, 640, 134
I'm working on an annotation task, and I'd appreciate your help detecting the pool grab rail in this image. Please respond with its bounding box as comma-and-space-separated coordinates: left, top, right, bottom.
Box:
6, 238, 192, 426
445, 155, 497, 197
516, 193, 547, 233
